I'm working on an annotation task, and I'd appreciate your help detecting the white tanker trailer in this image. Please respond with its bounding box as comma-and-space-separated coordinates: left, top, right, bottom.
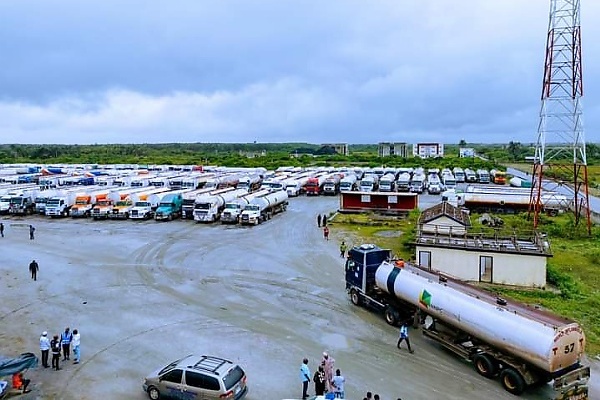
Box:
240, 190, 288, 225
345, 244, 590, 397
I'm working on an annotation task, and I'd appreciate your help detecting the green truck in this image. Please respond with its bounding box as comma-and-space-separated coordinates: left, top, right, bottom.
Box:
154, 192, 184, 221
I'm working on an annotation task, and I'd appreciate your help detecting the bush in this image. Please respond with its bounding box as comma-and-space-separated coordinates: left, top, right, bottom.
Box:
546, 264, 582, 299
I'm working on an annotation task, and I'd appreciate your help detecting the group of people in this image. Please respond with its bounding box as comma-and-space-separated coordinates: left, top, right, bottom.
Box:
40, 327, 81, 371
0, 223, 35, 239
300, 352, 345, 399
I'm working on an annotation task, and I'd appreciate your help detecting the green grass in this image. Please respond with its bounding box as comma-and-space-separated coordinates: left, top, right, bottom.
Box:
331, 211, 600, 355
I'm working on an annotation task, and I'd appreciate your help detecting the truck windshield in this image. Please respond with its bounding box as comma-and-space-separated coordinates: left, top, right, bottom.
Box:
116, 201, 130, 206
96, 200, 110, 206
75, 199, 88, 205
159, 202, 173, 208
245, 205, 259, 211
47, 199, 60, 206
224, 204, 239, 209
136, 202, 150, 207
10, 197, 22, 204
194, 203, 210, 210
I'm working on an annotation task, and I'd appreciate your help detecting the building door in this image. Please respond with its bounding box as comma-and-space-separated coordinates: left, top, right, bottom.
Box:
419, 251, 431, 270
479, 256, 493, 283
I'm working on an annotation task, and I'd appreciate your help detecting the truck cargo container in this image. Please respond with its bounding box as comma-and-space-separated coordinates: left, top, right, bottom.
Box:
345, 244, 590, 397
510, 176, 533, 188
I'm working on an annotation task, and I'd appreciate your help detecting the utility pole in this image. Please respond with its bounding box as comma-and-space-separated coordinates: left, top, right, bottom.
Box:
529, 0, 591, 234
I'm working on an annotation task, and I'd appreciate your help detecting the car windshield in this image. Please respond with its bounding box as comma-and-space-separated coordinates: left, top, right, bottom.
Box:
223, 366, 244, 390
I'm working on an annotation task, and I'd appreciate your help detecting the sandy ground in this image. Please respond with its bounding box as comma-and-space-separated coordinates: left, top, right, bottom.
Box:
0, 195, 597, 400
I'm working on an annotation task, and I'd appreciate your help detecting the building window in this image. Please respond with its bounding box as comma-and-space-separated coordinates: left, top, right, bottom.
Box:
479, 256, 493, 283
361, 195, 370, 203
419, 251, 431, 270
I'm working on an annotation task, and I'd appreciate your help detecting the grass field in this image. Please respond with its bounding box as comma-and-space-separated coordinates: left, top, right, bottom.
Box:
331, 211, 600, 356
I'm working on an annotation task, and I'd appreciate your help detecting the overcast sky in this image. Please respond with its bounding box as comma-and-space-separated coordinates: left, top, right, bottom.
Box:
1, 0, 599, 145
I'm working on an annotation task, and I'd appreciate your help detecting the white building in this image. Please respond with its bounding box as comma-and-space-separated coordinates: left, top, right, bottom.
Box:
413, 143, 444, 158
415, 202, 551, 287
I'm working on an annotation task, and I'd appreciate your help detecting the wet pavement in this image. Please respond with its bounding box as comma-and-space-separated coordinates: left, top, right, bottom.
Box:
0, 195, 597, 400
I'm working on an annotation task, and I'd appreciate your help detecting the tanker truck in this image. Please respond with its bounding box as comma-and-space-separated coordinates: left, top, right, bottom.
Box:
110, 188, 171, 219
193, 188, 248, 223
220, 189, 271, 224
129, 191, 171, 220
345, 244, 590, 397
240, 190, 288, 225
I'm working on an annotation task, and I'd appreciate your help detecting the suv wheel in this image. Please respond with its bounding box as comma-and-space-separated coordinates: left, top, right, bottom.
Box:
147, 386, 161, 399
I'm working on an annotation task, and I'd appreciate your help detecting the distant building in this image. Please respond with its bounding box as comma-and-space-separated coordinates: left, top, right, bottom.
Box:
459, 147, 475, 158
321, 143, 349, 156
378, 142, 408, 157
413, 143, 444, 158
239, 150, 266, 158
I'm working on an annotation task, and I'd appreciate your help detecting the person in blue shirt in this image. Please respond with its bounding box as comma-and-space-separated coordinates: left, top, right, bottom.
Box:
397, 322, 414, 353
300, 358, 311, 399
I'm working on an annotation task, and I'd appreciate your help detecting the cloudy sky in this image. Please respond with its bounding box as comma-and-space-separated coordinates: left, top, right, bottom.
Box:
1, 0, 599, 145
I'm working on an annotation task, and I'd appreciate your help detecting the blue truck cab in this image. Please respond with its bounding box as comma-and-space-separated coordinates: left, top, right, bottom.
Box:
154, 193, 183, 221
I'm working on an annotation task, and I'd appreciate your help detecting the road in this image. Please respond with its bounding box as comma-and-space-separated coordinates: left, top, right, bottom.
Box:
0, 196, 596, 399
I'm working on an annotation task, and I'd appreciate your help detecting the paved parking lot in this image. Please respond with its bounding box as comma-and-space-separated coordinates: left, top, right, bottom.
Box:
0, 195, 597, 399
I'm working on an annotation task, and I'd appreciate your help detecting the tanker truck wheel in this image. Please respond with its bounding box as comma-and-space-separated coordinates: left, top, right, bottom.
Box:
384, 307, 400, 326
473, 354, 498, 378
350, 289, 362, 306
500, 368, 525, 395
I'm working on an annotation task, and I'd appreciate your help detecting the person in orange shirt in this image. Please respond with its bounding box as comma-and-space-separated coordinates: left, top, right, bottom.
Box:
12, 371, 31, 393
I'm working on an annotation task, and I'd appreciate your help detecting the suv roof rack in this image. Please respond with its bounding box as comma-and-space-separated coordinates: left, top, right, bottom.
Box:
191, 355, 231, 375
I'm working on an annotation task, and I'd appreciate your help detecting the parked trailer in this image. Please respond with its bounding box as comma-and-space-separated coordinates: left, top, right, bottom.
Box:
510, 176, 533, 188
459, 188, 568, 214
240, 190, 288, 225
345, 244, 590, 397
193, 188, 248, 222
220, 189, 271, 223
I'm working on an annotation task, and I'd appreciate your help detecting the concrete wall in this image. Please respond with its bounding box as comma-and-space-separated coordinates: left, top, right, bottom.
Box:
416, 245, 547, 287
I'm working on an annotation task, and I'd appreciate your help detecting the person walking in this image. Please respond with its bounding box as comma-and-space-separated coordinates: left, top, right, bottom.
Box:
397, 321, 414, 353
339, 241, 348, 258
322, 214, 327, 227
29, 260, 39, 281
40, 331, 50, 368
321, 352, 335, 393
0, 222, 4, 237
317, 214, 322, 228
331, 369, 345, 399
29, 225, 35, 240
323, 226, 330, 241
300, 358, 311, 400
72, 329, 81, 364
313, 365, 326, 396
51, 334, 61, 370
61, 327, 73, 361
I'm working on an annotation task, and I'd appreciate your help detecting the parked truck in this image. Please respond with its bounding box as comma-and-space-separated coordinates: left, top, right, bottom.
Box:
395, 172, 412, 192
339, 174, 357, 192
345, 244, 590, 397
70, 190, 108, 218
359, 174, 379, 192
491, 169, 507, 185
45, 191, 78, 217
110, 188, 171, 219
34, 189, 62, 215
220, 189, 271, 224
92, 191, 130, 220
8, 189, 39, 215
322, 174, 342, 195
181, 188, 225, 219
193, 188, 248, 223
237, 174, 262, 193
378, 173, 396, 192
129, 191, 172, 220
240, 190, 288, 225
155, 190, 189, 221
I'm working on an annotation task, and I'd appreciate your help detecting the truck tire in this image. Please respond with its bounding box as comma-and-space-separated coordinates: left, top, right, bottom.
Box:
350, 289, 362, 306
473, 354, 498, 378
500, 368, 526, 395
385, 307, 400, 326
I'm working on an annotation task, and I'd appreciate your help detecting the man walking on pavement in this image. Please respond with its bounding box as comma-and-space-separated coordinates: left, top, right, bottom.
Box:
29, 260, 39, 281
322, 214, 327, 227
397, 321, 414, 353
339, 240, 348, 258
300, 358, 311, 400
323, 226, 330, 241
0, 222, 4, 237
317, 214, 322, 228
61, 327, 73, 361
40, 331, 50, 368
29, 224, 35, 240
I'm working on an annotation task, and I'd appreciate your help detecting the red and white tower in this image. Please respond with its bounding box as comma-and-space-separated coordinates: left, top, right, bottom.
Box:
529, 0, 591, 234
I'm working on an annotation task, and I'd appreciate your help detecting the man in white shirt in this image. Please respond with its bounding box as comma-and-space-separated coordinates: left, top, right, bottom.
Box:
39, 331, 50, 368
331, 368, 345, 399
72, 329, 81, 364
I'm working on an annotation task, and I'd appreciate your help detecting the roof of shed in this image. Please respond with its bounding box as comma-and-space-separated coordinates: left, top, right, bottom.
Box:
419, 201, 471, 226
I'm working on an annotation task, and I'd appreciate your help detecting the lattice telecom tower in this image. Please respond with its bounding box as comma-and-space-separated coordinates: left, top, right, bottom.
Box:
529, 0, 591, 234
